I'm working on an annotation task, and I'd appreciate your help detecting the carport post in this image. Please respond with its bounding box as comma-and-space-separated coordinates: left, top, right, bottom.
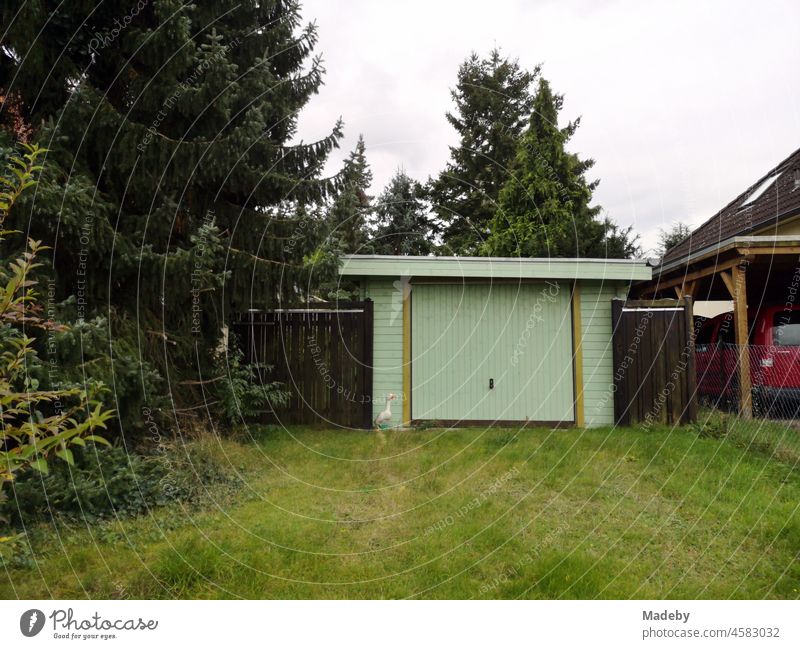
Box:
731, 263, 752, 419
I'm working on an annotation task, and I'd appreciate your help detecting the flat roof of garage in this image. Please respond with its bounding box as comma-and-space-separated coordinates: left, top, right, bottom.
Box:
339, 255, 652, 281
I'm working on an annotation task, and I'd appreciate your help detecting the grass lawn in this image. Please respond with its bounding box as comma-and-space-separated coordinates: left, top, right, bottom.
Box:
1, 420, 799, 599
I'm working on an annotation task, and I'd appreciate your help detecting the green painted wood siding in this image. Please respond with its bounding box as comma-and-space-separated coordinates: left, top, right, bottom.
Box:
363, 278, 404, 423
411, 282, 575, 423
580, 281, 627, 427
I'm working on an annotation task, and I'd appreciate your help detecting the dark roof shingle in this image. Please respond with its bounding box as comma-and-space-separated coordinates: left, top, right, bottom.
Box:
662, 147, 800, 264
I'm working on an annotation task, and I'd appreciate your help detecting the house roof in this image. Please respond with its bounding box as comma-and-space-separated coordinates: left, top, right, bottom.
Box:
340, 255, 652, 282
662, 147, 800, 264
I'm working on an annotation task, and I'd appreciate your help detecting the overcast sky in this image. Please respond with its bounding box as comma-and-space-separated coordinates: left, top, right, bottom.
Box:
296, 0, 800, 254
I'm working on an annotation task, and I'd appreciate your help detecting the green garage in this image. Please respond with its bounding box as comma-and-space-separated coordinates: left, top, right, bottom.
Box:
339, 255, 652, 428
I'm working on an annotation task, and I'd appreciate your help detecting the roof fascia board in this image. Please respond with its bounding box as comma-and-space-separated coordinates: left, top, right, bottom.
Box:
339, 256, 652, 281
657, 235, 800, 276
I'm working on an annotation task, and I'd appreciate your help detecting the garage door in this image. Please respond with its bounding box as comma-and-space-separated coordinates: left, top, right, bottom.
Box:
411, 282, 575, 424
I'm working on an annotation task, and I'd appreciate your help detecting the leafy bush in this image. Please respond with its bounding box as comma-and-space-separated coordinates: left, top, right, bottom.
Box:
214, 338, 289, 426
0, 143, 114, 528
4, 440, 237, 525
40, 310, 167, 438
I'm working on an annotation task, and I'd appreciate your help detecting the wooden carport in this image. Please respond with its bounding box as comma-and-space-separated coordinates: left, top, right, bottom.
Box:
634, 235, 800, 418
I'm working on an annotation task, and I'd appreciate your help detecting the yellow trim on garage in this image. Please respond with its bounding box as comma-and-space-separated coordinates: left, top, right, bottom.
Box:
571, 281, 585, 428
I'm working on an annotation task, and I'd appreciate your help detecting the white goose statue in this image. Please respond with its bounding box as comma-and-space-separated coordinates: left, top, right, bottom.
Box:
375, 393, 397, 430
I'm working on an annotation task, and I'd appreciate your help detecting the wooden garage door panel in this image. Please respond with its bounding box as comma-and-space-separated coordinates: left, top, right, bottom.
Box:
411, 283, 575, 423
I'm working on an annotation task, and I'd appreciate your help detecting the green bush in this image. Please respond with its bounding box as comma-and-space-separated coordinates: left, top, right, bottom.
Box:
4, 441, 237, 525
38, 311, 167, 439
214, 339, 289, 426
0, 142, 114, 530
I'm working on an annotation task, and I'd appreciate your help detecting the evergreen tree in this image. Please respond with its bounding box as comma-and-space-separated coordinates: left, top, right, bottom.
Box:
429, 49, 538, 254
0, 143, 113, 507
657, 221, 691, 256
371, 170, 437, 256
483, 78, 638, 259
327, 135, 373, 253
0, 1, 344, 431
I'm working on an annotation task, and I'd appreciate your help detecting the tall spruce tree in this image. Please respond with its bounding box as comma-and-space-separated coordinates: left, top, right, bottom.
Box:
429, 49, 538, 254
0, 1, 344, 431
483, 78, 638, 259
327, 135, 373, 253
371, 170, 437, 256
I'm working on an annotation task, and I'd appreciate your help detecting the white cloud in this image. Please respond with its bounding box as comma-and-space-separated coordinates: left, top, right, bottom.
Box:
297, 0, 800, 253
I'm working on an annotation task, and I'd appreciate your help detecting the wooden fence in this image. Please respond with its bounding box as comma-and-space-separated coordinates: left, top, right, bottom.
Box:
611, 298, 697, 426
233, 301, 373, 429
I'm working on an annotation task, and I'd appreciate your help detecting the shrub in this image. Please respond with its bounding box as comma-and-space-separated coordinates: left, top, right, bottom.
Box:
0, 143, 114, 529
4, 440, 237, 525
214, 338, 289, 426
42, 311, 167, 439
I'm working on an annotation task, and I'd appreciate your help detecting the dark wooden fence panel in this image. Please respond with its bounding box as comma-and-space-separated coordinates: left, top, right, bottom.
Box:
611, 298, 697, 426
233, 301, 373, 429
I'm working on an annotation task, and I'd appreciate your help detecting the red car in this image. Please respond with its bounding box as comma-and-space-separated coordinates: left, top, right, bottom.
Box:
695, 305, 800, 414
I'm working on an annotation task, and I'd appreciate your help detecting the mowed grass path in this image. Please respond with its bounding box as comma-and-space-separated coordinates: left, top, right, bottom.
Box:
2, 424, 799, 599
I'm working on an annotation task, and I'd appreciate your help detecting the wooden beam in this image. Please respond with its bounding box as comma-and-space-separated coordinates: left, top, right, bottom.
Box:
625, 299, 690, 308
674, 286, 684, 299
737, 246, 800, 256
731, 264, 752, 419
684, 280, 698, 298
642, 257, 743, 295
719, 270, 735, 298
571, 281, 585, 428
